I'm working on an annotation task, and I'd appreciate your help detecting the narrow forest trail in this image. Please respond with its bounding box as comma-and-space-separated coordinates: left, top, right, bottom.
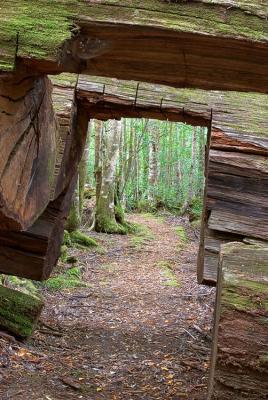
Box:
0, 214, 215, 400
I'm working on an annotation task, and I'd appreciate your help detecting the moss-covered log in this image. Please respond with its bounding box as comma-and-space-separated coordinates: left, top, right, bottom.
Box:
208, 242, 268, 399
0, 285, 44, 338
1, 1, 268, 93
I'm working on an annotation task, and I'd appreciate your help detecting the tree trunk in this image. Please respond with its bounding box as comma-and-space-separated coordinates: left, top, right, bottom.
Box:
0, 285, 44, 338
148, 121, 159, 204
79, 121, 92, 216
65, 179, 81, 232
95, 120, 125, 233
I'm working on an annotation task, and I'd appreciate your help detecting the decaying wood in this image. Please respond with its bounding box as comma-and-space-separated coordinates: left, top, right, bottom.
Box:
0, 72, 57, 231
0, 76, 88, 280
2, 1, 268, 93
0, 175, 76, 281
0, 285, 44, 338
208, 242, 268, 399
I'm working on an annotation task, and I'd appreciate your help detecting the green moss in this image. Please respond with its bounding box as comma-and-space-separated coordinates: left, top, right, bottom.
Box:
222, 284, 268, 312
63, 230, 72, 247
43, 267, 87, 291
6, 276, 39, 296
129, 223, 155, 248
2, 0, 77, 68
95, 215, 127, 235
175, 226, 188, 244
157, 261, 180, 287
60, 245, 68, 262
1, 0, 267, 72
64, 229, 98, 248
239, 280, 268, 295
0, 285, 43, 338
70, 231, 98, 248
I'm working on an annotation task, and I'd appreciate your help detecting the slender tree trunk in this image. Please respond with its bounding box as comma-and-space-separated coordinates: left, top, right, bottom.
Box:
95, 120, 126, 233
189, 126, 197, 204
79, 121, 92, 216
148, 121, 159, 204
94, 120, 103, 203
65, 178, 81, 232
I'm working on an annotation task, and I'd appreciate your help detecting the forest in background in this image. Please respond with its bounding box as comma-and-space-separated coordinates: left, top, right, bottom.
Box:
71, 119, 207, 234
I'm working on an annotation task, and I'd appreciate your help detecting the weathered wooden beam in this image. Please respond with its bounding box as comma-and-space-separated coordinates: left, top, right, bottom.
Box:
1, 1, 268, 93
0, 175, 76, 281
0, 285, 44, 338
208, 242, 268, 399
76, 75, 268, 139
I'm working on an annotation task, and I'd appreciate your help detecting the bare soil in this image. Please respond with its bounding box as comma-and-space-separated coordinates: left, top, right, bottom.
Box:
0, 213, 215, 400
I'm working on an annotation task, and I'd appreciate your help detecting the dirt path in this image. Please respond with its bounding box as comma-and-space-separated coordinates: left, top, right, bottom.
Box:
0, 214, 215, 400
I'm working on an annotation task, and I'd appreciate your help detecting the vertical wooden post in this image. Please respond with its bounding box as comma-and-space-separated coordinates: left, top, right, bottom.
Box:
208, 242, 268, 399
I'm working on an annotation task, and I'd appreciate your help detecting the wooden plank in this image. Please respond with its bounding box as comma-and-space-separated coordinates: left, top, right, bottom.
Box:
208, 242, 268, 399
208, 150, 268, 178
211, 129, 268, 155
208, 208, 268, 241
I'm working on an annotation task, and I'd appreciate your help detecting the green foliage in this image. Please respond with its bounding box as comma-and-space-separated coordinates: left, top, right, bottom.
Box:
44, 267, 87, 291
88, 119, 206, 217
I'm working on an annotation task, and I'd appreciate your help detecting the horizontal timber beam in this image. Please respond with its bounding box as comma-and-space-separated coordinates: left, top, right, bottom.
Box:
1, 1, 268, 93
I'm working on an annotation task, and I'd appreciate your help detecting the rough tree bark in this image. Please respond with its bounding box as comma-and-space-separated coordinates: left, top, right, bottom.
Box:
95, 120, 126, 234
148, 121, 159, 204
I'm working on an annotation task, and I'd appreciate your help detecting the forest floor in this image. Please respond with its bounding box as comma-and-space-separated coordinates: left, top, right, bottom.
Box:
0, 213, 215, 400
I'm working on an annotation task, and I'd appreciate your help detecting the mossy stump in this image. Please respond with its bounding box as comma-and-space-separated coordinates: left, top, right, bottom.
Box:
0, 285, 44, 338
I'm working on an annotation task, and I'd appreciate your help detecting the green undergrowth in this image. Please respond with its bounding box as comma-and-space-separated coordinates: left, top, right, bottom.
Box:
43, 266, 87, 291
157, 261, 180, 287
129, 223, 155, 248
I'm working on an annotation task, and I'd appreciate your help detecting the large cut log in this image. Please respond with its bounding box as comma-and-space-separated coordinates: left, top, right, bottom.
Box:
208, 242, 268, 399
0, 72, 57, 231
1, 2, 268, 93
0, 285, 44, 338
0, 175, 76, 281
0, 94, 89, 280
